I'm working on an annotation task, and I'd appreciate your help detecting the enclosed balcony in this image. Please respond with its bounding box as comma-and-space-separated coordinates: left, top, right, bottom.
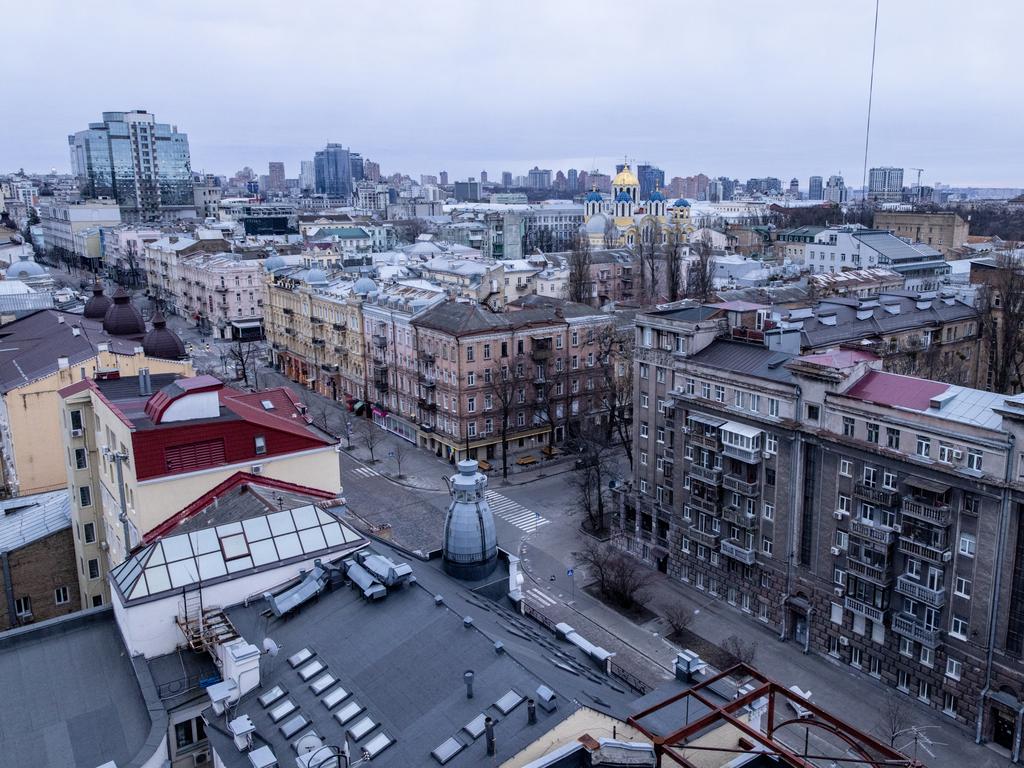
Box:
686, 414, 724, 451
902, 478, 952, 526
720, 422, 762, 464
720, 538, 756, 565
373, 334, 387, 348
531, 338, 553, 361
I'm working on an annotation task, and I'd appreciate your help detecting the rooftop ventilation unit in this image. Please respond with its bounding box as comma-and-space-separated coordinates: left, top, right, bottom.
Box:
358, 552, 413, 587
264, 561, 330, 618
929, 390, 958, 410
883, 303, 901, 315
856, 309, 874, 321
345, 560, 387, 600
819, 314, 837, 327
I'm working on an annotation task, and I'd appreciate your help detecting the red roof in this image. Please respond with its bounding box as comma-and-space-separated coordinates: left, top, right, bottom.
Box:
798, 349, 878, 368
143, 471, 337, 543
845, 370, 950, 410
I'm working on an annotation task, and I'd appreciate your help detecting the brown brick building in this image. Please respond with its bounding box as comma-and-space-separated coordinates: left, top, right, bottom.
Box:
873, 211, 969, 259
0, 490, 80, 630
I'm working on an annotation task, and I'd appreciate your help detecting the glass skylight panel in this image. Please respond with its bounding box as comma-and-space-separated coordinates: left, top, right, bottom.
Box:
242, 516, 272, 541
322, 523, 346, 547
334, 701, 363, 725
147, 546, 165, 566
221, 533, 250, 560
495, 689, 524, 714
261, 399, 276, 410
216, 521, 243, 537
298, 659, 325, 681
226, 556, 254, 573
288, 648, 313, 667
309, 674, 335, 694
129, 579, 149, 599
322, 687, 349, 709
250, 539, 278, 566
274, 532, 302, 560
347, 715, 376, 741
298, 527, 327, 554
192, 528, 220, 555
268, 699, 297, 723
432, 737, 465, 764
144, 564, 171, 594
197, 551, 228, 580
316, 509, 336, 525
267, 510, 297, 536
363, 733, 393, 759
291, 505, 319, 530
463, 714, 486, 739
168, 558, 200, 588
259, 685, 286, 707
279, 713, 309, 739
162, 535, 194, 562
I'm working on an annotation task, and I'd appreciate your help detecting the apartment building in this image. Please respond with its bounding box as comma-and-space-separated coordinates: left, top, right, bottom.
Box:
619, 306, 1024, 754
59, 372, 339, 607
37, 198, 122, 265
409, 298, 616, 462
174, 252, 264, 339
414, 256, 504, 308
874, 211, 970, 260
806, 227, 951, 292
142, 234, 228, 310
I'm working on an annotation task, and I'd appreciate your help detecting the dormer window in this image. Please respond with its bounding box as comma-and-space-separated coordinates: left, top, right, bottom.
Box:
255, 435, 267, 455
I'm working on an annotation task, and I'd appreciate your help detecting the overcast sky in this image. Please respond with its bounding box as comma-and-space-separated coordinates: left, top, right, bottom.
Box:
4, 1, 1021, 188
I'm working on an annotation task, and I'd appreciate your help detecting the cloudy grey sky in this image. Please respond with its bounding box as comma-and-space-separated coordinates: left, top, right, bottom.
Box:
4, 0, 1021, 187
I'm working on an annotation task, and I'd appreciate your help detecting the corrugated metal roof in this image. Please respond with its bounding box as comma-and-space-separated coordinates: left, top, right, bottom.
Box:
0, 489, 71, 551
845, 371, 1006, 429
688, 340, 796, 384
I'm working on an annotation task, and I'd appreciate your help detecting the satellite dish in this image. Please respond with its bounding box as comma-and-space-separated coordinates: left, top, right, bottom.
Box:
263, 638, 280, 657
295, 732, 323, 754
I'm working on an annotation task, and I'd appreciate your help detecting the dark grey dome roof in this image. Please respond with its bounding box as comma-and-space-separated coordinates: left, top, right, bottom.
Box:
103, 287, 146, 336
5, 254, 46, 279
84, 283, 112, 319
442, 460, 497, 580
142, 311, 187, 360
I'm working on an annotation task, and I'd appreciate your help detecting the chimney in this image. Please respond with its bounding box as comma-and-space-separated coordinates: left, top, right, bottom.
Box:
484, 717, 495, 756
97, 342, 109, 353
527, 698, 537, 725
463, 670, 474, 699
57, 356, 70, 370
139, 367, 151, 396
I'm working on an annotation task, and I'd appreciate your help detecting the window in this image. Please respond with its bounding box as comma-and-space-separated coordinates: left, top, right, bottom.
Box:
750, 394, 760, 413
465, 345, 476, 362
88, 559, 100, 580
883, 470, 897, 489
760, 572, 770, 588
639, 363, 648, 379
862, 466, 877, 487
763, 502, 774, 521
916, 435, 931, 458
758, 601, 770, 622
851, 647, 862, 668
842, 417, 855, 437
70, 410, 84, 431
78, 486, 92, 507
656, 368, 666, 383
866, 422, 879, 444
955, 577, 971, 598
870, 656, 882, 678
701, 382, 711, 399
950, 615, 968, 639
943, 692, 958, 718
484, 418, 493, 434
920, 646, 934, 668
14, 596, 31, 617
886, 427, 900, 449
74, 448, 88, 470
639, 422, 649, 439
828, 636, 840, 657
900, 637, 914, 657
946, 657, 962, 680
761, 536, 773, 555
254, 435, 267, 455
516, 412, 526, 427
467, 397, 476, 413
769, 398, 779, 417
734, 390, 744, 408
686, 378, 695, 396
83, 522, 96, 543
835, 530, 848, 550
656, 427, 665, 444
54, 586, 69, 605
714, 385, 725, 402
839, 459, 852, 477
806, 404, 820, 421
175, 716, 207, 751
640, 393, 649, 408
483, 343, 491, 360
765, 434, 778, 455
918, 679, 932, 703
640, 451, 648, 466
467, 422, 477, 438
639, 479, 648, 494
897, 670, 910, 692
467, 371, 475, 386
967, 450, 983, 472
959, 534, 976, 557
834, 567, 846, 586
838, 495, 851, 514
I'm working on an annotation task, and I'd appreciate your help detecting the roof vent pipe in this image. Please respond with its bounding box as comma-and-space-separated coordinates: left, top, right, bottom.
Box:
527, 698, 537, 725
464, 670, 474, 699
485, 717, 495, 756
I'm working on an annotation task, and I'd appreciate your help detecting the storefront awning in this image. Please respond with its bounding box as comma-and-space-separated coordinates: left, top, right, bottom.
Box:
354, 400, 366, 413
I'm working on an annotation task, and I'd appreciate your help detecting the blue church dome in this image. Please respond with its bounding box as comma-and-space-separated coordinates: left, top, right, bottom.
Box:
673, 198, 691, 208
585, 190, 603, 203
650, 189, 666, 202
615, 191, 632, 203
305, 267, 329, 286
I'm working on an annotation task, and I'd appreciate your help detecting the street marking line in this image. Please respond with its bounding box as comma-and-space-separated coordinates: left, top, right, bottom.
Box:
483, 491, 550, 532
526, 588, 557, 607
350, 467, 380, 478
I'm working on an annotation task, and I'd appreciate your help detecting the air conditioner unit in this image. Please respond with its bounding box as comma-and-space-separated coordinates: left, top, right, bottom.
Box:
892, 523, 902, 533
71, 428, 84, 438
833, 510, 846, 520
834, 586, 845, 596
942, 550, 953, 562
762, 451, 772, 459
250, 464, 264, 475
839, 636, 850, 647
830, 546, 841, 556
952, 450, 963, 460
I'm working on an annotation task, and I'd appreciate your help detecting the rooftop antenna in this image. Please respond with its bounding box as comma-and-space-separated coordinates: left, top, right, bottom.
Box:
860, 0, 880, 203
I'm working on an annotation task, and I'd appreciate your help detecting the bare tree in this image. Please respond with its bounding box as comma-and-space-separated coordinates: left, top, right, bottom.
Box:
569, 429, 616, 532
602, 216, 618, 250
355, 418, 382, 463
567, 234, 593, 305
394, 218, 430, 244
577, 539, 653, 611
982, 251, 1024, 393
485, 354, 529, 481
390, 439, 408, 478
596, 325, 634, 469
228, 340, 259, 386
664, 226, 685, 303
875, 693, 910, 748
663, 604, 693, 636
721, 635, 758, 665
686, 232, 717, 302
640, 220, 662, 304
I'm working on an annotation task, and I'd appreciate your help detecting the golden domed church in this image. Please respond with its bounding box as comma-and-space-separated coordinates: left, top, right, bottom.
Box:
582, 163, 694, 248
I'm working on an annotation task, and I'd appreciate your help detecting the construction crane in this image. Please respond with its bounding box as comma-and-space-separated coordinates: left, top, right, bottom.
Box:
910, 168, 924, 188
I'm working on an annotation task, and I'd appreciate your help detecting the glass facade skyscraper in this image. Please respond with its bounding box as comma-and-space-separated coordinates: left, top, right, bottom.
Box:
68, 110, 193, 221
314, 143, 357, 199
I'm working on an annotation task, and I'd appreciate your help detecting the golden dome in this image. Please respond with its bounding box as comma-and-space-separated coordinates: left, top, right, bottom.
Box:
612, 164, 639, 188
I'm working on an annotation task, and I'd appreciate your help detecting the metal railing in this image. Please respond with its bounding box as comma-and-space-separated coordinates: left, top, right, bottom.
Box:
892, 614, 942, 648
850, 519, 895, 545
853, 483, 900, 507
843, 595, 885, 623
522, 600, 558, 633
901, 498, 951, 527
723, 474, 758, 496
846, 558, 892, 585
688, 464, 722, 485
609, 660, 651, 696
895, 575, 946, 608
720, 538, 757, 565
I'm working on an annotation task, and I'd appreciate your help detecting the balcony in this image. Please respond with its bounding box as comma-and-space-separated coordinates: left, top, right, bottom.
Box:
333, 323, 345, 332
687, 495, 719, 515
311, 316, 323, 325
722, 505, 757, 529
897, 537, 950, 564
418, 398, 437, 411
901, 498, 952, 527
846, 558, 892, 586
723, 473, 758, 496
334, 345, 347, 355
722, 444, 761, 464
373, 334, 387, 348
688, 432, 719, 451
850, 519, 895, 546
892, 614, 942, 649
215, 285, 228, 293
854, 483, 900, 507
688, 528, 720, 548
283, 308, 294, 316
531, 346, 553, 361
419, 351, 435, 364
896, 576, 946, 608
720, 538, 757, 565
687, 463, 722, 485
844, 595, 886, 623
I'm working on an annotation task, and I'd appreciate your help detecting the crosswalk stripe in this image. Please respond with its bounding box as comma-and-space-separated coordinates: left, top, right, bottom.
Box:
527, 588, 557, 607
350, 467, 379, 478
483, 490, 550, 532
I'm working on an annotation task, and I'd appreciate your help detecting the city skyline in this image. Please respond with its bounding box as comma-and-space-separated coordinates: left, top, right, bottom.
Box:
3, 1, 1022, 187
